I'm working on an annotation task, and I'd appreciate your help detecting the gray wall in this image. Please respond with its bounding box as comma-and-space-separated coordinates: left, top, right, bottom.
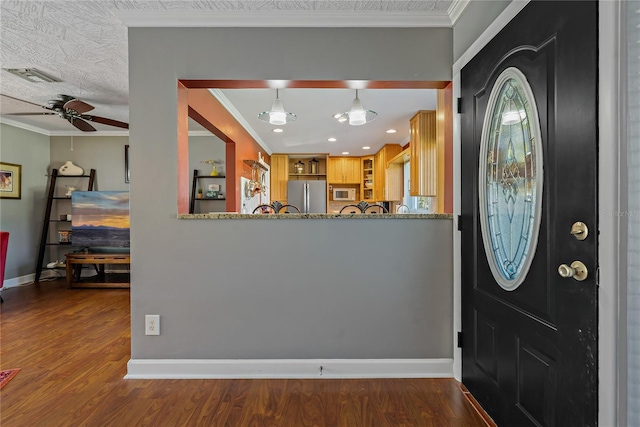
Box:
50, 135, 130, 192
0, 124, 50, 280
189, 135, 226, 213
129, 27, 454, 360
453, 0, 511, 61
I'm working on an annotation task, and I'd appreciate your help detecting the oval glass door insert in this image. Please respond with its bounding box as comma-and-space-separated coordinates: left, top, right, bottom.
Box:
479, 67, 544, 291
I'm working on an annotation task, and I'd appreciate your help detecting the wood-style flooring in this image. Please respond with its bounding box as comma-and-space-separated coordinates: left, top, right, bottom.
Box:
0, 279, 494, 427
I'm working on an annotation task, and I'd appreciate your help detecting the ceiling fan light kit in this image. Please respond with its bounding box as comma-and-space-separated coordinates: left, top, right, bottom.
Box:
257, 89, 296, 125
58, 161, 84, 176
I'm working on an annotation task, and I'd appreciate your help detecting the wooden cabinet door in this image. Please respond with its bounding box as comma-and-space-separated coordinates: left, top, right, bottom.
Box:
270, 154, 289, 202
374, 145, 402, 201
374, 150, 384, 200
328, 157, 360, 183
327, 158, 342, 183
410, 111, 437, 196
344, 158, 361, 183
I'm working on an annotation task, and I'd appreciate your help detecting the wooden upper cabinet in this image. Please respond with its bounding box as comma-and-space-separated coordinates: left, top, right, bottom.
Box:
374, 144, 402, 201
270, 154, 289, 202
328, 157, 361, 184
361, 156, 374, 201
410, 111, 437, 197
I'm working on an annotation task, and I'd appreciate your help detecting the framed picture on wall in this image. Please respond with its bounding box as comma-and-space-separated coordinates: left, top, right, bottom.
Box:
125, 145, 130, 183
0, 162, 21, 199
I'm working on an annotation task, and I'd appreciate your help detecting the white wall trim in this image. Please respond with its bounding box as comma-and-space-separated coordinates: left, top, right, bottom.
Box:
0, 118, 212, 138
598, 2, 623, 426
115, 11, 453, 28
0, 117, 51, 135
2, 270, 59, 290
125, 358, 454, 379
452, 71, 462, 381
452, 0, 530, 75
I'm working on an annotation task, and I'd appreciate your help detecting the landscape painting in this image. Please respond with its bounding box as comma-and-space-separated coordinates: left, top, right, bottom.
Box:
71, 191, 130, 247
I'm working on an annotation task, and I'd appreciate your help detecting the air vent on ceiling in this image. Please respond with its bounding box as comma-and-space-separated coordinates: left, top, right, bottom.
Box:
3, 68, 61, 83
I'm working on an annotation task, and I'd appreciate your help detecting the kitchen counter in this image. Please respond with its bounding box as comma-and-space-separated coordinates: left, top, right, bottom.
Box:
178, 213, 453, 220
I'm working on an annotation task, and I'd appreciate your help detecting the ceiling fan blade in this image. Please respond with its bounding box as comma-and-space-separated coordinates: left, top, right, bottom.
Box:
6, 112, 56, 116
81, 115, 129, 129
63, 99, 94, 114
1, 94, 46, 108
67, 117, 96, 132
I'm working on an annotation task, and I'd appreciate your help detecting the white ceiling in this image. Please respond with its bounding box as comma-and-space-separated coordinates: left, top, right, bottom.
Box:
0, 0, 462, 156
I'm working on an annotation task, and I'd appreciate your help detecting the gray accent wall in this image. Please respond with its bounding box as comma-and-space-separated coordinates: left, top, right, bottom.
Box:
50, 135, 130, 192
128, 27, 454, 360
0, 124, 50, 280
453, 0, 511, 61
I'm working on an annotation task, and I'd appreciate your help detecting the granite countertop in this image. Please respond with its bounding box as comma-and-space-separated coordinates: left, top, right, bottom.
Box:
178, 213, 453, 220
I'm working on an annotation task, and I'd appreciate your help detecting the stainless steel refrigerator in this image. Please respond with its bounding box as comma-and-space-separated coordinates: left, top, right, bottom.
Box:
287, 180, 327, 213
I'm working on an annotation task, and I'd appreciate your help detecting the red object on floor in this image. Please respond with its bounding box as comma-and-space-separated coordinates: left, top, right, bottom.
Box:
0, 368, 20, 390
0, 231, 8, 291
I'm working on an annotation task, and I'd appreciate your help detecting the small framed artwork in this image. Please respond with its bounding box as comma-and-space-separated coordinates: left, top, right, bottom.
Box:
125, 145, 130, 183
0, 162, 21, 199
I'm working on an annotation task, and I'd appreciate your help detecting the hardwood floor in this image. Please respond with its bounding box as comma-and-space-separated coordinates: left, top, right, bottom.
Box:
0, 279, 494, 426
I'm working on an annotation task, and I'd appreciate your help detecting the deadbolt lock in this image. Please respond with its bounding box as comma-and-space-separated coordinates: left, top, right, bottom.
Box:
558, 261, 588, 281
570, 221, 589, 240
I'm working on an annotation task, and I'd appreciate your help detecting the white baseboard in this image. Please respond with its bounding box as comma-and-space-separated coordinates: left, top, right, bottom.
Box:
2, 270, 59, 289
125, 358, 454, 379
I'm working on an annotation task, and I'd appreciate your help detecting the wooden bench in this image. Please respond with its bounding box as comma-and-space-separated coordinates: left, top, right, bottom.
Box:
65, 253, 130, 289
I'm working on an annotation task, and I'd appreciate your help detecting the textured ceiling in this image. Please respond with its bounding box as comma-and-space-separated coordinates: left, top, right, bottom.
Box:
0, 0, 456, 152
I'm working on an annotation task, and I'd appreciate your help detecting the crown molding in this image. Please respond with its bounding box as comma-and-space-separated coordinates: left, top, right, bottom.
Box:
1, 117, 51, 136
115, 10, 453, 28
208, 89, 273, 155
448, 0, 471, 26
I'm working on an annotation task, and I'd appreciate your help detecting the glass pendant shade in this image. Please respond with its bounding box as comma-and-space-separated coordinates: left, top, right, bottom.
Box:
258, 89, 296, 125
337, 90, 377, 126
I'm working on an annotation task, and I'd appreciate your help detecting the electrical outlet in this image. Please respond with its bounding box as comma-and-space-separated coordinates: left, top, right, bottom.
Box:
145, 315, 160, 335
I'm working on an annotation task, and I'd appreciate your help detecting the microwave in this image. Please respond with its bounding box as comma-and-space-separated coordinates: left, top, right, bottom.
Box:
333, 187, 356, 201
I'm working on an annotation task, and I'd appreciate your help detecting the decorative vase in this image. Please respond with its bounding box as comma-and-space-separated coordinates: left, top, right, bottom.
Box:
59, 161, 84, 176
210, 166, 218, 176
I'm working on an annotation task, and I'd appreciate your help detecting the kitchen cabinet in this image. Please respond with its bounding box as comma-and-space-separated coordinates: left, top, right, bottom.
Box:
328, 157, 361, 184
386, 148, 410, 202
288, 155, 327, 180
361, 156, 374, 201
410, 110, 437, 197
269, 154, 289, 203
373, 144, 402, 201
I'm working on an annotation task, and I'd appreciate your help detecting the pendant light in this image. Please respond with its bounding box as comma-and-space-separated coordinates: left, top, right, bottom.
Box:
257, 89, 296, 125
337, 89, 377, 126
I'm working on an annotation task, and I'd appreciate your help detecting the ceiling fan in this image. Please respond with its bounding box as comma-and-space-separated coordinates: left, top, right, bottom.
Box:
4, 94, 129, 132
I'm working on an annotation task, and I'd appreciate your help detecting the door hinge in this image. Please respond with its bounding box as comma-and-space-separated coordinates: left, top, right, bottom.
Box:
457, 97, 463, 114
457, 215, 464, 231
457, 331, 463, 348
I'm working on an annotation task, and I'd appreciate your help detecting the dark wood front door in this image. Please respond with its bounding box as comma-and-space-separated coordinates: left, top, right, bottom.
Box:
460, 2, 598, 426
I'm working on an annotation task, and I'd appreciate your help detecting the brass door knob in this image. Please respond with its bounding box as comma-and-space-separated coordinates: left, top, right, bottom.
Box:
558, 261, 588, 281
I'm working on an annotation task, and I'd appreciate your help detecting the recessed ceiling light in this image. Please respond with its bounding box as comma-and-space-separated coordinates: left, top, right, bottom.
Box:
386, 129, 397, 134
342, 151, 349, 155
272, 128, 284, 133
362, 146, 371, 150
328, 137, 337, 142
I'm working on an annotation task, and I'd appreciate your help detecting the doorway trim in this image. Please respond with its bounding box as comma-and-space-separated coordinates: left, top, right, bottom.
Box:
451, 1, 623, 426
